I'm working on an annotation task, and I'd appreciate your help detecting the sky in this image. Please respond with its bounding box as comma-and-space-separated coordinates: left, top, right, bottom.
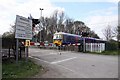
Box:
0, 0, 119, 39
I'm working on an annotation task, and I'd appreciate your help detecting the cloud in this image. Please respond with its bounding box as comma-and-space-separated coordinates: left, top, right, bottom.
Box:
50, 0, 119, 3
89, 6, 118, 16
84, 6, 118, 39
0, 0, 65, 35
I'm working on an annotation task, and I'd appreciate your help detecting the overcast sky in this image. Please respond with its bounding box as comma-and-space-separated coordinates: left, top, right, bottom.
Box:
0, 0, 118, 39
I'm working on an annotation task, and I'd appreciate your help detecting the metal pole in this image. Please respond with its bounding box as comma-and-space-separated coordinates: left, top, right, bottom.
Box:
83, 38, 86, 52
25, 46, 28, 62
39, 8, 44, 43
16, 39, 19, 64
41, 9, 42, 17
40, 9, 42, 42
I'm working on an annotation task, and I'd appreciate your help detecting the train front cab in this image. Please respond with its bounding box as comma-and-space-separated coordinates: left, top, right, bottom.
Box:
53, 33, 63, 46
53, 39, 62, 46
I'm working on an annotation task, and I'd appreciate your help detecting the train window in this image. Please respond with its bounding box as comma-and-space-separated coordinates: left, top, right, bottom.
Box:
63, 35, 66, 42
53, 34, 62, 39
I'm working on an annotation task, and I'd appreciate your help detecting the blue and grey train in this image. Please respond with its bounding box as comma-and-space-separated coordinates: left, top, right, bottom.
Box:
53, 32, 105, 46
53, 32, 106, 52
53, 32, 81, 46
53, 32, 104, 46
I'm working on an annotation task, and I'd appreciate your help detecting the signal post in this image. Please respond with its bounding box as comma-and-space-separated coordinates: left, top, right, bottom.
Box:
25, 40, 30, 62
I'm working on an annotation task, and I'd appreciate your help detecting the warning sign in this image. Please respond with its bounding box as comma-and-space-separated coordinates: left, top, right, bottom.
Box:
25, 40, 30, 46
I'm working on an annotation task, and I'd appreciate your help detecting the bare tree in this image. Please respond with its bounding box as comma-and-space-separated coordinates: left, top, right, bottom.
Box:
64, 17, 74, 33
57, 11, 65, 32
112, 26, 120, 41
9, 24, 16, 34
118, 26, 120, 41
103, 25, 114, 41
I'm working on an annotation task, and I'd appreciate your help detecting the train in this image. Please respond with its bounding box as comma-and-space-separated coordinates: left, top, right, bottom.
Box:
53, 32, 105, 46
53, 32, 81, 46
53, 32, 106, 52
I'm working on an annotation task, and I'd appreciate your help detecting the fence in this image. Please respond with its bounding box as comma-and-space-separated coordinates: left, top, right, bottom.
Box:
85, 43, 105, 52
2, 37, 25, 59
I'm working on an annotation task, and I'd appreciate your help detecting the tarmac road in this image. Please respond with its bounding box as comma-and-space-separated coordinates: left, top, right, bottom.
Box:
29, 47, 118, 78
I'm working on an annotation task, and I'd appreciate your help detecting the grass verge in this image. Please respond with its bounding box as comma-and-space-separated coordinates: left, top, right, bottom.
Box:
101, 50, 119, 55
84, 50, 119, 55
2, 58, 43, 78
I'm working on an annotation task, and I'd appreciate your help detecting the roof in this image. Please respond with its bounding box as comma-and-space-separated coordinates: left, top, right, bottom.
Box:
54, 32, 81, 37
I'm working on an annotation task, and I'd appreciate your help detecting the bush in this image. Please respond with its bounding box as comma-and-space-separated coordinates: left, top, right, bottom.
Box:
101, 50, 119, 55
105, 40, 118, 51
2, 36, 15, 48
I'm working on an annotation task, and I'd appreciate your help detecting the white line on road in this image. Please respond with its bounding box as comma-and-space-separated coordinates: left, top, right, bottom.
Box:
50, 57, 77, 64
29, 56, 50, 64
29, 56, 86, 77
56, 64, 76, 72
49, 53, 57, 54
38, 54, 54, 57
56, 64, 87, 78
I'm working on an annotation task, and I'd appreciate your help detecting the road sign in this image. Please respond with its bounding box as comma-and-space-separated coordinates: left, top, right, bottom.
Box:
15, 15, 32, 39
25, 40, 30, 46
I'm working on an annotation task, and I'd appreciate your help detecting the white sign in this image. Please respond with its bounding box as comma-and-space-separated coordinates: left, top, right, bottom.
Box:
15, 15, 32, 39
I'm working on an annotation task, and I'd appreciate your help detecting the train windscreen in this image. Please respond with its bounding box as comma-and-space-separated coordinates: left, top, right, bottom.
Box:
53, 34, 62, 40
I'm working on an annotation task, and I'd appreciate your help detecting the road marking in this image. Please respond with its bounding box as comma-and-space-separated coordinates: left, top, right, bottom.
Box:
29, 56, 50, 64
38, 54, 53, 56
49, 53, 57, 54
55, 64, 87, 78
29, 56, 87, 78
56, 64, 75, 72
50, 57, 77, 64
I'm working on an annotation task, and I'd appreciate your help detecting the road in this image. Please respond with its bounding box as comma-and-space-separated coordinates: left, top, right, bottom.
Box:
29, 47, 118, 78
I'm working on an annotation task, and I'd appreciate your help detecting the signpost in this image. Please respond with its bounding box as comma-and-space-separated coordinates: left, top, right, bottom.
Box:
15, 15, 32, 39
15, 15, 32, 63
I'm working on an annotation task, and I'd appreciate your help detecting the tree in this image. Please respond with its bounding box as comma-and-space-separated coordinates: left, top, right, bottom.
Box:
113, 26, 120, 41
118, 26, 120, 41
88, 30, 100, 39
37, 10, 67, 42
64, 17, 74, 33
57, 11, 66, 32
65, 18, 71, 32
10, 24, 15, 34
3, 24, 15, 39
73, 21, 85, 35
2, 32, 11, 37
103, 25, 113, 41
32, 9, 100, 42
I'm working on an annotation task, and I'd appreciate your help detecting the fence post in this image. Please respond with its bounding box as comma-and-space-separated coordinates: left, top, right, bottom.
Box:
8, 47, 10, 58
20, 47, 22, 59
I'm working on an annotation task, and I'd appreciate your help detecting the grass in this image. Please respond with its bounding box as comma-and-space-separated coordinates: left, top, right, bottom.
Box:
101, 50, 119, 55
85, 50, 119, 55
2, 58, 43, 78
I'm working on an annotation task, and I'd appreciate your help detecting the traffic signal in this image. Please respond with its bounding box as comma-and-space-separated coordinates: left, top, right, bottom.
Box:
32, 19, 40, 25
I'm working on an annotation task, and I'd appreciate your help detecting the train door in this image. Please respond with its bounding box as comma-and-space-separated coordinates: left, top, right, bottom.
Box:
78, 38, 83, 52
